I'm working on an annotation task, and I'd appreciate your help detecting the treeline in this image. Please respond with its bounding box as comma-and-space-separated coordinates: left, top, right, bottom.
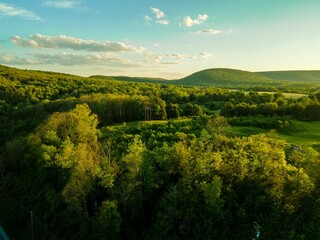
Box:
221, 93, 320, 120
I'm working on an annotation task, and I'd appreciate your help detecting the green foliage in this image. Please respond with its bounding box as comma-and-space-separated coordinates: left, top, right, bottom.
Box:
207, 115, 229, 134
221, 97, 320, 121
183, 103, 203, 117
166, 103, 180, 119
93, 200, 121, 240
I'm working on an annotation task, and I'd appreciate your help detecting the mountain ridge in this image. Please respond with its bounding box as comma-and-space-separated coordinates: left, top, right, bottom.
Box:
91, 68, 320, 86
257, 70, 320, 82
1, 64, 319, 91
177, 68, 275, 87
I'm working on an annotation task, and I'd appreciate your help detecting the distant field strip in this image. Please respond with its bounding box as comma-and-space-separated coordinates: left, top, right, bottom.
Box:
257, 92, 307, 99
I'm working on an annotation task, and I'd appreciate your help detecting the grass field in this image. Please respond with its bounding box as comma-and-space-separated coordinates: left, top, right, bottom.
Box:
228, 121, 320, 151
277, 121, 320, 149
227, 126, 266, 136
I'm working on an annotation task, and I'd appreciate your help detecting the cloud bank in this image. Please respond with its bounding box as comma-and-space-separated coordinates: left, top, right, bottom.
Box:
0, 54, 40, 65
0, 53, 140, 68
33, 52, 140, 67
11, 34, 144, 53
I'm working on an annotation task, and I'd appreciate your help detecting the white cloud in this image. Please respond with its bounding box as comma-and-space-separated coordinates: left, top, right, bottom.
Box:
144, 53, 176, 65
183, 14, 208, 27
0, 54, 40, 65
0, 52, 140, 67
42, 0, 81, 9
147, 7, 169, 25
165, 53, 187, 60
145, 53, 162, 63
151, 7, 165, 19
197, 29, 221, 35
156, 19, 169, 25
144, 15, 152, 21
145, 52, 190, 65
198, 14, 208, 21
32, 52, 140, 67
160, 62, 178, 65
0, 3, 41, 20
11, 34, 144, 53
199, 52, 213, 59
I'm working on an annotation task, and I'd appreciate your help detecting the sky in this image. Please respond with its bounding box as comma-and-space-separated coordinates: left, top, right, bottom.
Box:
0, 0, 320, 79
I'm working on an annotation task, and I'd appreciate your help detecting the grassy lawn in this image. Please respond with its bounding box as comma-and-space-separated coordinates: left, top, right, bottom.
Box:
227, 126, 267, 136
282, 92, 308, 99
228, 121, 320, 151
277, 121, 320, 149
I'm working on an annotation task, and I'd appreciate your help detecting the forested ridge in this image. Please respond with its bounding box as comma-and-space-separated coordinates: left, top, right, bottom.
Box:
258, 70, 320, 83
92, 68, 320, 92
0, 64, 320, 239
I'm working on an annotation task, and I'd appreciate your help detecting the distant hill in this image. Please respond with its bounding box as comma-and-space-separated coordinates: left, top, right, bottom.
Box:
257, 70, 320, 83
176, 69, 320, 91
90, 75, 168, 84
93, 68, 320, 90
175, 68, 279, 88
91, 68, 282, 89
0, 64, 81, 79
1, 64, 319, 92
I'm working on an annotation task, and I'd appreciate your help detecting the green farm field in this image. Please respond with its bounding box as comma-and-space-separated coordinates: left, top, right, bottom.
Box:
277, 121, 320, 149
229, 121, 320, 151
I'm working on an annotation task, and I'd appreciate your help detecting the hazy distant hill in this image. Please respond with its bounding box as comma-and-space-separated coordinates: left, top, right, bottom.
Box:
92, 68, 320, 90
175, 68, 279, 88
1, 64, 319, 92
91, 68, 282, 89
90, 75, 168, 84
0, 64, 79, 79
257, 70, 320, 83
176, 69, 320, 91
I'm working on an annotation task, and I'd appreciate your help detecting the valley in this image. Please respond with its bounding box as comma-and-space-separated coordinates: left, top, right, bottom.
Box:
0, 64, 319, 239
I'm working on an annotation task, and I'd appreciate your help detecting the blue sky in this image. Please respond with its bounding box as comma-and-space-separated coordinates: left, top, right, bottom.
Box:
0, 0, 320, 78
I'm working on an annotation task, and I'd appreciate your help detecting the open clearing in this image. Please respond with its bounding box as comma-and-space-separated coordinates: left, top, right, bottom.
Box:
277, 121, 320, 149
229, 121, 320, 151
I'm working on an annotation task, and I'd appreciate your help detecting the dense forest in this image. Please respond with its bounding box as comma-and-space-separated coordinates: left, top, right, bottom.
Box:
0, 64, 320, 239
